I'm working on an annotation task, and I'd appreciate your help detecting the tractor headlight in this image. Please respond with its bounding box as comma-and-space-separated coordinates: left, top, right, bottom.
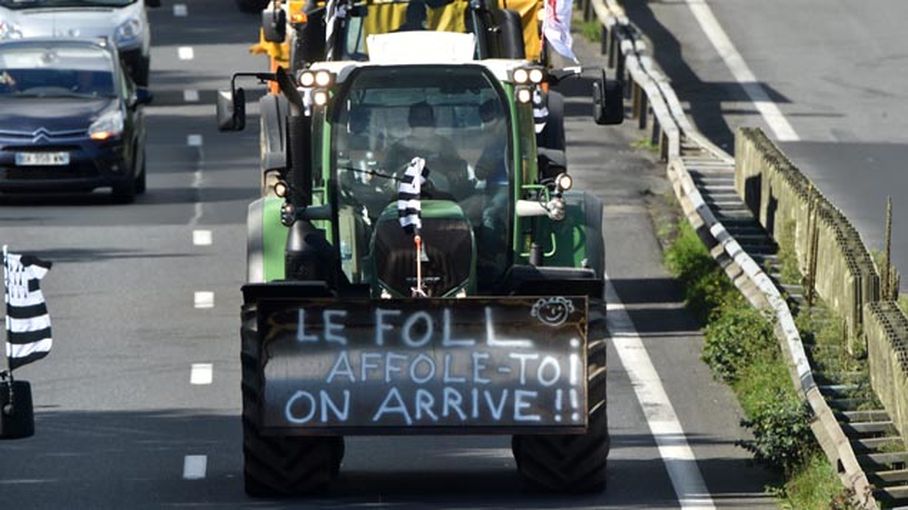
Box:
511, 67, 544, 85
516, 87, 533, 104
529, 68, 544, 84
298, 70, 334, 89
556, 172, 573, 192
115, 18, 143, 46
299, 70, 316, 87
312, 90, 329, 106
89, 110, 124, 141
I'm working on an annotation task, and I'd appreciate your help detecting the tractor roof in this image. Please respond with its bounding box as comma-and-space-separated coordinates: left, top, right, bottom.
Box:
310, 32, 530, 84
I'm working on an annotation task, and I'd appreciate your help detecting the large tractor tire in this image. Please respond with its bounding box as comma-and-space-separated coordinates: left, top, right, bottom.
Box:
235, 0, 270, 13
511, 302, 608, 492
241, 303, 345, 496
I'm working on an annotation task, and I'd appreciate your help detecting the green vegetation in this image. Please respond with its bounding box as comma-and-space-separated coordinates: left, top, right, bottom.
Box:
631, 137, 659, 153
578, 19, 602, 43
659, 212, 854, 508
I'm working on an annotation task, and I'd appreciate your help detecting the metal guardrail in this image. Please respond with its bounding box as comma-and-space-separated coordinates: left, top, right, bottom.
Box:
585, 0, 877, 506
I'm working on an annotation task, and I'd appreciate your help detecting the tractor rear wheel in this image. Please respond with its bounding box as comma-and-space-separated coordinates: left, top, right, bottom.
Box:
241, 303, 345, 496
511, 300, 608, 492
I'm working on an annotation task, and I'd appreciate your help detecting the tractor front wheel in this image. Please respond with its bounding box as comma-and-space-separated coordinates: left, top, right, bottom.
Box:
241, 303, 345, 496
511, 301, 608, 492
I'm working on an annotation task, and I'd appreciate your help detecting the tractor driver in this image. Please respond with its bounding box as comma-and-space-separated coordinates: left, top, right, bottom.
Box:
384, 101, 472, 200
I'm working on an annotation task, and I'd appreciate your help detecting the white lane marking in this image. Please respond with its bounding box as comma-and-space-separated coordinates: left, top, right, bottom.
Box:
190, 363, 213, 385
193, 230, 213, 246
683, 0, 799, 142
187, 134, 203, 147
183, 89, 199, 103
173, 3, 188, 17
182, 455, 207, 479
606, 276, 717, 510
178, 46, 194, 60
194, 291, 214, 309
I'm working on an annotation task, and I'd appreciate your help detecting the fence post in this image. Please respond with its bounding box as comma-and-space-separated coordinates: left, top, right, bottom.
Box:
884, 196, 893, 300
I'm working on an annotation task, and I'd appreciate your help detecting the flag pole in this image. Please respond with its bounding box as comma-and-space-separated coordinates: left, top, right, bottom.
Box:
1, 244, 7, 378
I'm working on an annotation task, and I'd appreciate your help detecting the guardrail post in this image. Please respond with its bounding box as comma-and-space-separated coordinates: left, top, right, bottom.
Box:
651, 116, 661, 147
631, 82, 640, 120
608, 29, 618, 68
639, 95, 648, 130
600, 26, 608, 56
659, 132, 668, 162
583, 0, 592, 22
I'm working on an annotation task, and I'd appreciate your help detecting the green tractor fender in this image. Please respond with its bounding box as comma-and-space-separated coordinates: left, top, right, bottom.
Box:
545, 190, 605, 279
247, 196, 289, 283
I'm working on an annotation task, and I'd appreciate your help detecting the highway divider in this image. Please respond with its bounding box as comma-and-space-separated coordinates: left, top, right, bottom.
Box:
587, 0, 878, 506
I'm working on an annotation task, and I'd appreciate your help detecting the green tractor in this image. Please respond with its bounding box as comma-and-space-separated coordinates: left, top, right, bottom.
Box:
218, 30, 623, 496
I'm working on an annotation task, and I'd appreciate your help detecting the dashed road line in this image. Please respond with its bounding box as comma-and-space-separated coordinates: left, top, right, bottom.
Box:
187, 134, 203, 147
683, 0, 799, 142
194, 291, 214, 309
183, 89, 199, 102
190, 363, 213, 385
173, 3, 188, 17
606, 275, 717, 510
182, 455, 207, 479
178, 46, 195, 61
192, 230, 213, 246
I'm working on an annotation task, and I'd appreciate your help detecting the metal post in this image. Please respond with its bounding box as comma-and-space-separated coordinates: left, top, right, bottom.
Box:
600, 26, 608, 56
884, 196, 893, 300
607, 29, 617, 68
631, 82, 640, 119
651, 116, 661, 147
638, 94, 648, 130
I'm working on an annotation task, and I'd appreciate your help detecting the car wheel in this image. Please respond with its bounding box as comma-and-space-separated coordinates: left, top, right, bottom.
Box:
132, 56, 150, 87
135, 150, 147, 194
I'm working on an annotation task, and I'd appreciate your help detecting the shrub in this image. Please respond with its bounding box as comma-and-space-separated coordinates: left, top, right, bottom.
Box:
665, 222, 737, 321
702, 305, 775, 382
739, 394, 815, 474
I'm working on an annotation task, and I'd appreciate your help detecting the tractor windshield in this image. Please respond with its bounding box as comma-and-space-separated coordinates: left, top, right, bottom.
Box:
332, 65, 512, 287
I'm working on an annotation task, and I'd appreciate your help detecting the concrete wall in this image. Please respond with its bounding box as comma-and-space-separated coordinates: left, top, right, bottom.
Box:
735, 128, 879, 344
736, 127, 908, 440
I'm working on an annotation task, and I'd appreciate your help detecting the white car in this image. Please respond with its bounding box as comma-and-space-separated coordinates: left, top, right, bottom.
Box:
0, 0, 159, 85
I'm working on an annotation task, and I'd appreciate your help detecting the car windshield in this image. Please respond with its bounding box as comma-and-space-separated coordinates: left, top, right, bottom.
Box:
341, 0, 469, 60
0, 0, 136, 8
332, 65, 512, 284
0, 45, 115, 98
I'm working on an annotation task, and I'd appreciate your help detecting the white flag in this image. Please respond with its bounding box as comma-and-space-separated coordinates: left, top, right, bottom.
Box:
543, 0, 579, 63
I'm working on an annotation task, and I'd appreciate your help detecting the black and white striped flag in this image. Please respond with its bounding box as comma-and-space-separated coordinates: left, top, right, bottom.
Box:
397, 157, 428, 234
4, 247, 52, 371
533, 88, 548, 134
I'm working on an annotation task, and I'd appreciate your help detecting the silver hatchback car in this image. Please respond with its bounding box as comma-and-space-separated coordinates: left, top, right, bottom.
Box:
0, 0, 159, 85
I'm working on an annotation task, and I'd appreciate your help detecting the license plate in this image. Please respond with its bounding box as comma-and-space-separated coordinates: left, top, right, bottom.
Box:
257, 297, 588, 433
15, 152, 70, 166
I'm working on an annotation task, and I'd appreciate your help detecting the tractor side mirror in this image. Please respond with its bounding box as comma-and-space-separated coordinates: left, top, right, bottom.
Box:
145, 0, 161, 7
592, 71, 624, 125
217, 87, 246, 131
262, 8, 287, 43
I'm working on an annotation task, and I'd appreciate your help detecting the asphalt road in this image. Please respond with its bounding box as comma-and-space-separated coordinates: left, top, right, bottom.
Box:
0, 3, 774, 508
625, 0, 908, 289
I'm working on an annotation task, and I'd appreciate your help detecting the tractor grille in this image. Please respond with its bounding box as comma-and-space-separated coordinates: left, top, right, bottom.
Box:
373, 217, 473, 297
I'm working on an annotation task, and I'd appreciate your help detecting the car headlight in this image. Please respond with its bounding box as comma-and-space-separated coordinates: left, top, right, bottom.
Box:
89, 111, 124, 141
0, 21, 22, 40
115, 18, 143, 45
